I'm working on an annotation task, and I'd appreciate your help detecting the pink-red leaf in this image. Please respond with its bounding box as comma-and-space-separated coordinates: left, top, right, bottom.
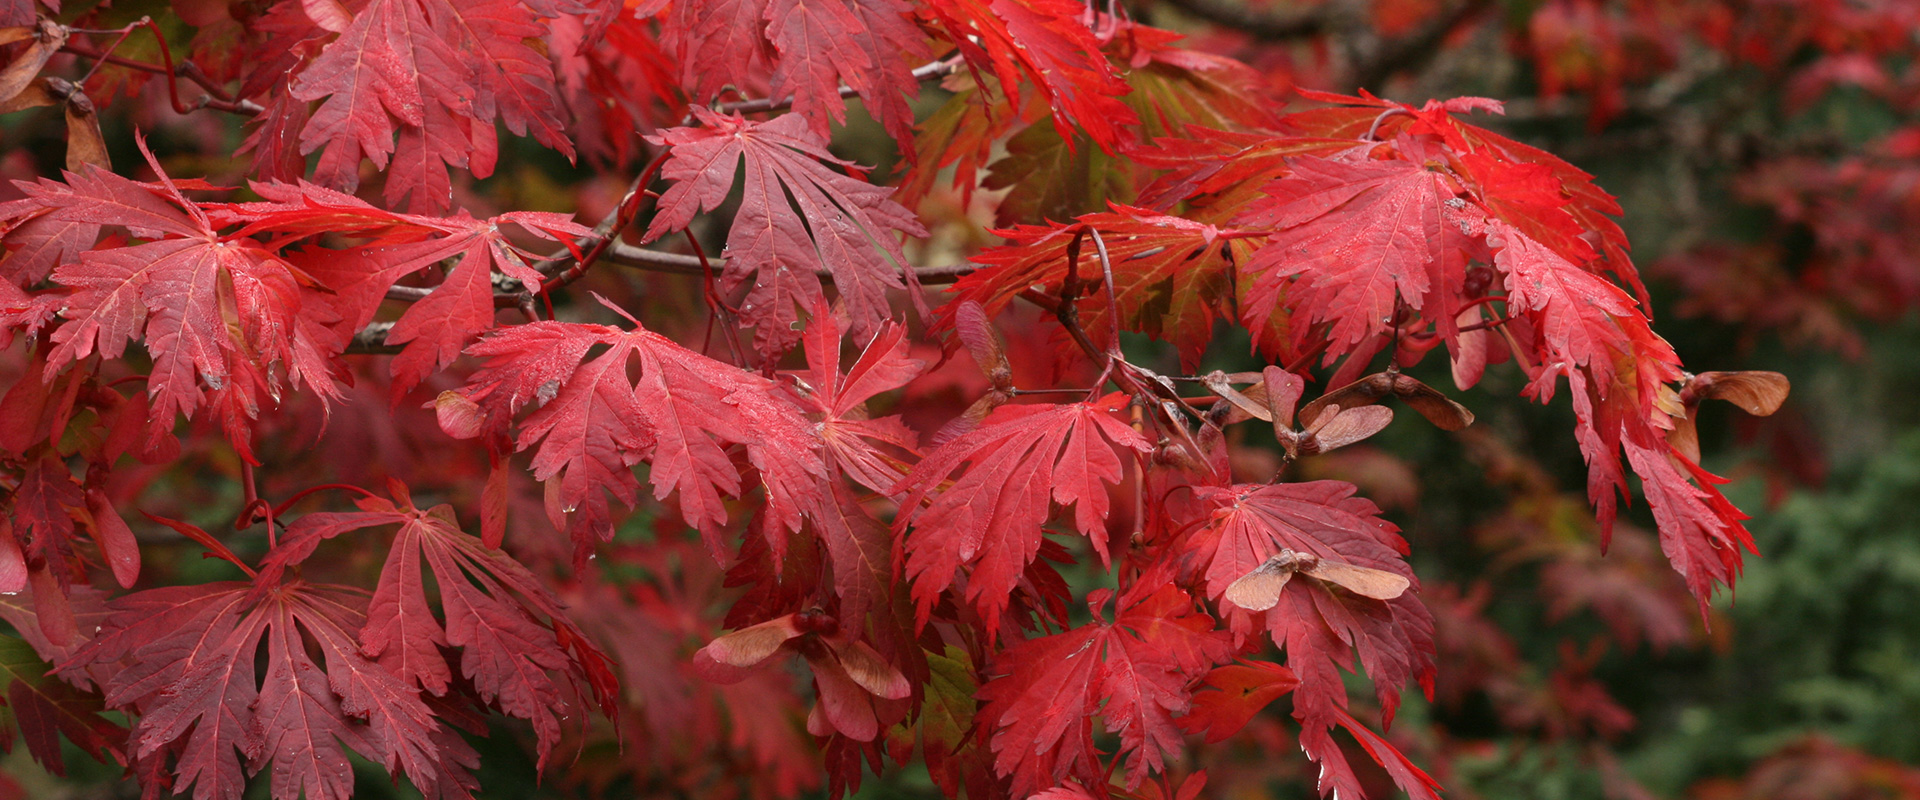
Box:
1187, 481, 1436, 799
796, 306, 924, 494
1237, 156, 1456, 355
459, 310, 825, 558
258, 486, 613, 768
642, 110, 926, 357
32, 163, 341, 461
976, 586, 1232, 794
896, 399, 1149, 633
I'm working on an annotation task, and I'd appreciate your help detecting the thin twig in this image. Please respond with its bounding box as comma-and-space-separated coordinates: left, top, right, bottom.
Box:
1457, 315, 1514, 334
706, 58, 959, 118
1088, 228, 1123, 350
60, 20, 263, 115
600, 241, 982, 284
538, 149, 671, 293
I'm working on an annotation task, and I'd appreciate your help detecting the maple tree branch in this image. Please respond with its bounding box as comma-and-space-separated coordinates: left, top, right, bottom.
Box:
536, 150, 671, 295
708, 58, 960, 118
59, 20, 262, 116
1457, 315, 1514, 333
1154, 0, 1326, 40
599, 241, 981, 285
346, 321, 402, 355
371, 242, 980, 322
1030, 288, 1109, 365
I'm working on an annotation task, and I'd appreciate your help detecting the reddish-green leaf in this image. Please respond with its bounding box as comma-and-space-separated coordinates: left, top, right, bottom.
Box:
0, 633, 125, 776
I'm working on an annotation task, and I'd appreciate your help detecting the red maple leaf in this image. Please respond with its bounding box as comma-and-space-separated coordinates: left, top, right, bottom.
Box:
793, 304, 925, 496
1, 177, 104, 287
1284, 90, 1645, 304
664, 0, 927, 143
13, 455, 82, 574
641, 109, 927, 357
28, 155, 341, 461
219, 180, 589, 395
454, 298, 825, 558
1178, 660, 1299, 743
1186, 481, 1437, 800
895, 397, 1149, 633
290, 0, 570, 212
941, 207, 1259, 369
1236, 155, 1460, 355
1131, 127, 1363, 222
62, 580, 477, 800
253, 481, 614, 766
1485, 218, 1756, 612
975, 586, 1232, 795
921, 0, 1138, 152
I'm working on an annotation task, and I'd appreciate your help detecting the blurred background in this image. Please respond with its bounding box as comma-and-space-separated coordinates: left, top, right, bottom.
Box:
3, 0, 1920, 798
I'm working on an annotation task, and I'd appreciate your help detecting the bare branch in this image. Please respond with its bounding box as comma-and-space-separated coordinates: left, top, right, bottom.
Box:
344, 321, 401, 355
600, 241, 981, 285
707, 58, 960, 118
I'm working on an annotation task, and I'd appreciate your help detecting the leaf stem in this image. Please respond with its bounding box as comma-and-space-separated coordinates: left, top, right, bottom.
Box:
59, 19, 260, 115
1456, 315, 1514, 333
539, 148, 672, 293
271, 483, 381, 521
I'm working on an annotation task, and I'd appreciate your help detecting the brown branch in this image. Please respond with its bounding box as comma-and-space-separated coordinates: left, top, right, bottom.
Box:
536, 148, 671, 294
373, 241, 979, 312
345, 321, 401, 355
60, 22, 262, 116
1155, 0, 1326, 41
708, 58, 959, 118
600, 241, 981, 285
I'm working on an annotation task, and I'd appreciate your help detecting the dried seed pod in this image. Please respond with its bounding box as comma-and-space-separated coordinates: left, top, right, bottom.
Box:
1223, 548, 1411, 611
1300, 370, 1475, 431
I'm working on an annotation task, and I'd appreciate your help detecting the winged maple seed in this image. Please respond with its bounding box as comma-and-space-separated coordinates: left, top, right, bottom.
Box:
1668, 370, 1791, 463
693, 611, 910, 742
934, 300, 1016, 445
1200, 366, 1394, 462
1298, 368, 1477, 431
1224, 548, 1412, 611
